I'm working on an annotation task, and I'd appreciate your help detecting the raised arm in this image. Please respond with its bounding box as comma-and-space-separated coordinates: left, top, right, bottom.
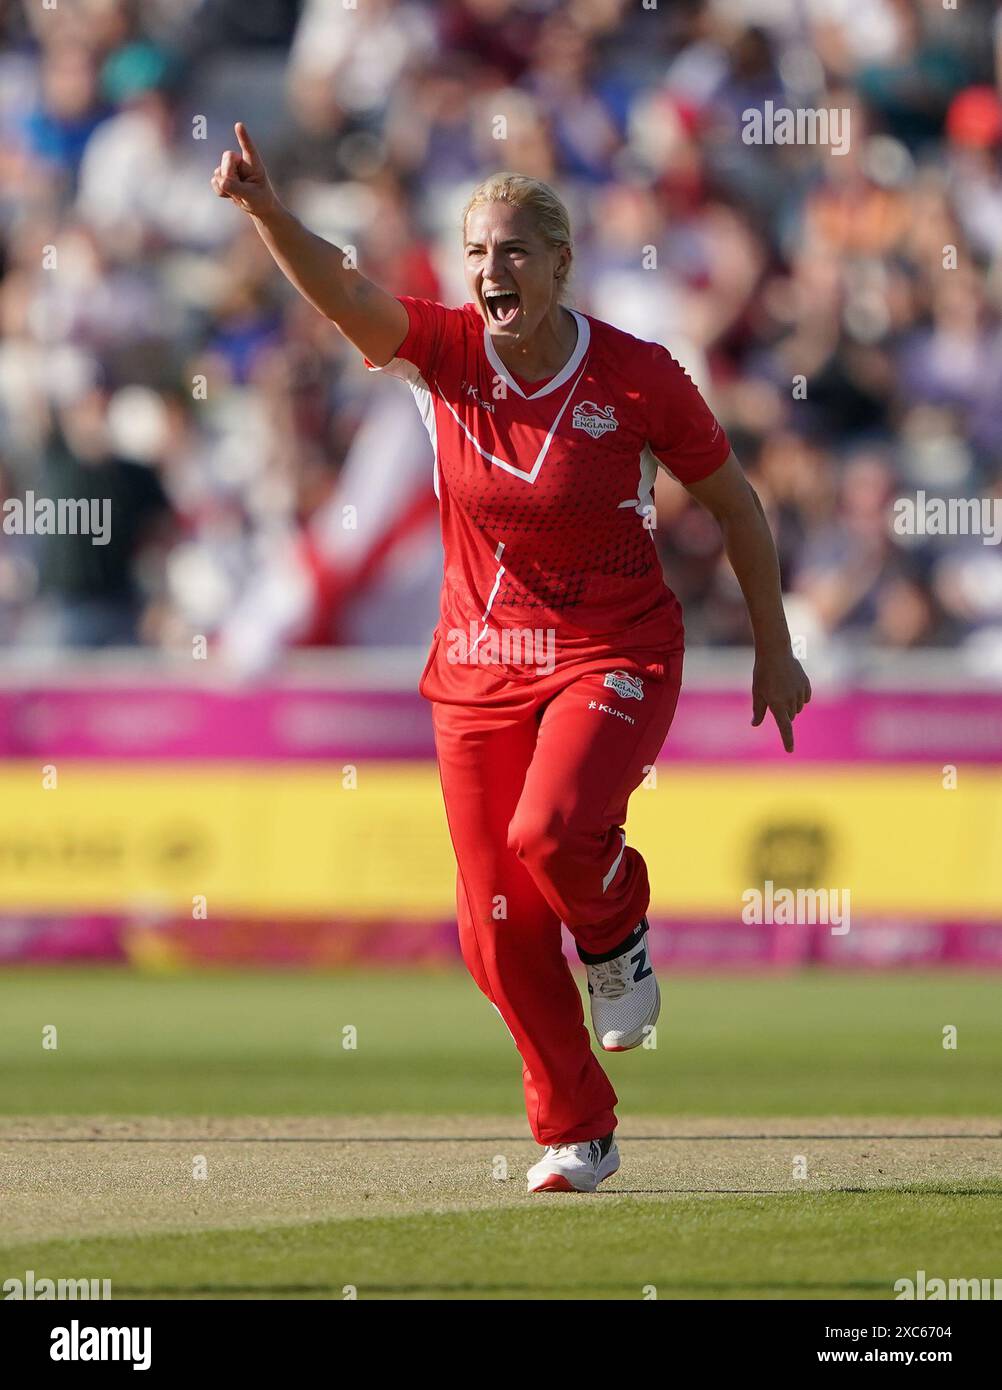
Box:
685, 452, 812, 753
211, 122, 408, 367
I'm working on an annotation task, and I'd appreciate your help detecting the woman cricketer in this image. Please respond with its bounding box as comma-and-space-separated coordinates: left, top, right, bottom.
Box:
212, 124, 811, 1194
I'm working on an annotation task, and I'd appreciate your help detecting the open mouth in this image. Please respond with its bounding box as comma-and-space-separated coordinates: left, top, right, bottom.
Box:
484, 288, 521, 326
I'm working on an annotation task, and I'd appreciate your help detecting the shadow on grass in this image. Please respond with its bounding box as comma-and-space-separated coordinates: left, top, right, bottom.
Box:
110, 1277, 896, 1298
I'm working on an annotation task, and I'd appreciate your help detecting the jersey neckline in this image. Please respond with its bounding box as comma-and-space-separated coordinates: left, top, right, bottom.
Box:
481, 308, 591, 402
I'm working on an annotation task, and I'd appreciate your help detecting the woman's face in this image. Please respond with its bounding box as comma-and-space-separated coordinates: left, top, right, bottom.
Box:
463, 201, 570, 345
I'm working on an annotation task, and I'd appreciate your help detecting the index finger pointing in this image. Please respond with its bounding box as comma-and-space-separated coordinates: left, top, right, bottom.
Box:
772, 704, 795, 754
235, 122, 259, 166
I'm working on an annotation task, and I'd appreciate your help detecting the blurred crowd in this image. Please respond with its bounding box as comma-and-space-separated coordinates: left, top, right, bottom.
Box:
2, 0, 1002, 669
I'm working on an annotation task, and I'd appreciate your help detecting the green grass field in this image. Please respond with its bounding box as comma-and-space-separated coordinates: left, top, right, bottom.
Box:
1, 967, 1000, 1300
2, 966, 999, 1116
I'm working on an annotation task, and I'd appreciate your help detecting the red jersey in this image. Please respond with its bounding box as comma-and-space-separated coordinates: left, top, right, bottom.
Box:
372, 297, 730, 701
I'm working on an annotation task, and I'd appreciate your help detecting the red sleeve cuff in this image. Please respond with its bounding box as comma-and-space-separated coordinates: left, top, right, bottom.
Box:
653, 427, 731, 485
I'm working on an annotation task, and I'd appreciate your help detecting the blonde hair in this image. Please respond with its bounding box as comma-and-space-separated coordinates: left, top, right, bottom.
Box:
462, 172, 573, 292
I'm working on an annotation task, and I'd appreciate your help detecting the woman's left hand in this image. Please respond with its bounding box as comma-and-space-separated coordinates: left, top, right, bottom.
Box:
751, 646, 812, 753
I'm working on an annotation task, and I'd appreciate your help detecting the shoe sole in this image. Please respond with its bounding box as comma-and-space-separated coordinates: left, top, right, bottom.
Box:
599, 980, 660, 1052
528, 1151, 621, 1194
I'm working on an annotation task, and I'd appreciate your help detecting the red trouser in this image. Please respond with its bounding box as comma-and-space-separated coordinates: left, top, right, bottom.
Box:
430, 652, 684, 1145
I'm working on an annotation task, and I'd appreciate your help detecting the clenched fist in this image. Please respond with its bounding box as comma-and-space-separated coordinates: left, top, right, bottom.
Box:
210, 122, 278, 220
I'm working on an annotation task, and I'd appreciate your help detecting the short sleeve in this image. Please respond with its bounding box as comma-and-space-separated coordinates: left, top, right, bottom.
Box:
647, 345, 731, 485
365, 296, 461, 382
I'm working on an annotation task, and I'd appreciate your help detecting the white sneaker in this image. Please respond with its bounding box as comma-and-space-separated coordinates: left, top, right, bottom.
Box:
526, 1134, 620, 1193
580, 917, 660, 1051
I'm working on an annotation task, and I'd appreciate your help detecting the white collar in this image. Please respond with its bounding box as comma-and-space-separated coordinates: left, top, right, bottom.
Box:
482, 308, 591, 401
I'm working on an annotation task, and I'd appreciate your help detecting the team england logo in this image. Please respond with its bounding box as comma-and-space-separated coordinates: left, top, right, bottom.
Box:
572, 401, 618, 438
603, 670, 644, 700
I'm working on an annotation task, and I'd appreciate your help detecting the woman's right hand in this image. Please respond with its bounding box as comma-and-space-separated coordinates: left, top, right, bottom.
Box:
210, 120, 408, 366
211, 122, 278, 221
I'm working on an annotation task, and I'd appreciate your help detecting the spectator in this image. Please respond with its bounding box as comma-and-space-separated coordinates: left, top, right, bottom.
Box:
0, 0, 997, 662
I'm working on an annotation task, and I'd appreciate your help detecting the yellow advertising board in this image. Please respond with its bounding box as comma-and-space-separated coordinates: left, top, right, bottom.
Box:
1, 762, 1000, 920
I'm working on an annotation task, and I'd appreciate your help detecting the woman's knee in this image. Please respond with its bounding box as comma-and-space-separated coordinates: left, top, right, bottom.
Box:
506, 804, 566, 871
